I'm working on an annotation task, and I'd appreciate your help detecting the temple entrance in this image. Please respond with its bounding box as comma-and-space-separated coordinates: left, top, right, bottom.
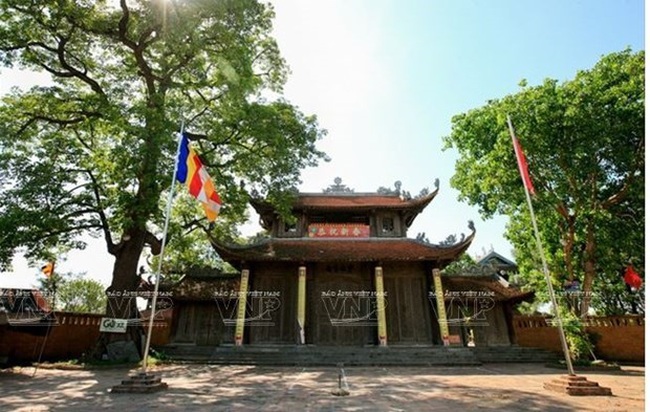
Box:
307, 263, 375, 346
383, 265, 434, 345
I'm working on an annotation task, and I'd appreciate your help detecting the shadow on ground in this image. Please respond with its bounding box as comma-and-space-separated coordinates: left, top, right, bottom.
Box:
0, 364, 643, 411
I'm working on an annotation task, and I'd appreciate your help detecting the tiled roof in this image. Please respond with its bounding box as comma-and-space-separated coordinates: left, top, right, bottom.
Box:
209, 232, 474, 266
476, 251, 517, 270
171, 275, 240, 301
251, 188, 438, 213
442, 276, 534, 303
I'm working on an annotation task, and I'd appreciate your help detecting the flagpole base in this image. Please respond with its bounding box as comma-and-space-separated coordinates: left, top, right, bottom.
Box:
110, 372, 168, 394
543, 375, 612, 396
331, 388, 350, 396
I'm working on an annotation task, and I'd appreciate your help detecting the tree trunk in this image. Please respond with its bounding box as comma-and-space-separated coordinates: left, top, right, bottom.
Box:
580, 224, 597, 317
561, 219, 581, 315
90, 228, 147, 361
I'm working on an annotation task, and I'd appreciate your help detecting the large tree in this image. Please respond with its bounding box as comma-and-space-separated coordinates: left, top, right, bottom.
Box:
0, 0, 326, 354
443, 49, 644, 316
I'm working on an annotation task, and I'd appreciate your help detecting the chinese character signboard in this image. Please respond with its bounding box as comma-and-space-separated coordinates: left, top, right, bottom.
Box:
308, 223, 370, 238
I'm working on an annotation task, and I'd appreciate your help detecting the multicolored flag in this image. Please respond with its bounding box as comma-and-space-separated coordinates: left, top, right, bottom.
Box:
175, 134, 222, 221
41, 261, 54, 277
512, 135, 536, 196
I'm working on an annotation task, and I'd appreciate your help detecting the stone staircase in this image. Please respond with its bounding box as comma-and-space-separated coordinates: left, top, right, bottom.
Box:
156, 344, 559, 366
470, 346, 560, 364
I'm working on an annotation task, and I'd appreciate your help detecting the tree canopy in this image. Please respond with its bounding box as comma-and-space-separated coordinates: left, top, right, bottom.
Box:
0, 0, 327, 299
39, 271, 107, 314
443, 49, 644, 316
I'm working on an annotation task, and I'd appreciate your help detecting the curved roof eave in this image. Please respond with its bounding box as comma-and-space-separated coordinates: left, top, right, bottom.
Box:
208, 220, 474, 267
250, 186, 440, 215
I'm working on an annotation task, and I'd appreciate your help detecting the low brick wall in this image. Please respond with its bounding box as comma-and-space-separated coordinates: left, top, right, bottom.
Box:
0, 311, 171, 364
513, 315, 644, 363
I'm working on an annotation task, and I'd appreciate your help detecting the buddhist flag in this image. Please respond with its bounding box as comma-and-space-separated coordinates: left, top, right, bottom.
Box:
175, 134, 222, 221
41, 261, 54, 277
624, 265, 643, 290
512, 135, 536, 196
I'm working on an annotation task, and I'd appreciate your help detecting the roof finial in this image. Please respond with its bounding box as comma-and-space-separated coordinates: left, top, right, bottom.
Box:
323, 177, 354, 193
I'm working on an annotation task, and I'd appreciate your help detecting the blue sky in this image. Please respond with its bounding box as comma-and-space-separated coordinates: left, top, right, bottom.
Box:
270, 0, 644, 251
0, 0, 644, 288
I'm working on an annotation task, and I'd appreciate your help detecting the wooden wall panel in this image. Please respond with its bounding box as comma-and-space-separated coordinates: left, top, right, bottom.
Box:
171, 303, 231, 345
382, 263, 433, 345
248, 263, 297, 344
307, 263, 375, 346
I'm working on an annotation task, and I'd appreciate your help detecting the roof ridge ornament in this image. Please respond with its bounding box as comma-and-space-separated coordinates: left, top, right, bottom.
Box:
323, 177, 354, 193
415, 178, 440, 199
379, 178, 440, 199
377, 180, 401, 195
436, 220, 476, 247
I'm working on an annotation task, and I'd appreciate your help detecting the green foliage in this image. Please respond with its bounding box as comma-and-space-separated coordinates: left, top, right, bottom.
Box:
0, 1, 327, 285
56, 275, 107, 314
443, 49, 644, 315
515, 301, 546, 315
559, 307, 595, 361
591, 271, 644, 315
441, 253, 476, 275
38, 271, 107, 314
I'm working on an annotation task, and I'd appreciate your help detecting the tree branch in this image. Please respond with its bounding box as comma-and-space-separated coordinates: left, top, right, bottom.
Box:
602, 138, 645, 209
117, 0, 160, 94
85, 169, 117, 255
38, 224, 103, 241
54, 36, 106, 96
143, 231, 162, 256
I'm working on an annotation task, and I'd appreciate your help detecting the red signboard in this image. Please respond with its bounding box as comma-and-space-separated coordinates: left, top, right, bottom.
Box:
308, 223, 370, 238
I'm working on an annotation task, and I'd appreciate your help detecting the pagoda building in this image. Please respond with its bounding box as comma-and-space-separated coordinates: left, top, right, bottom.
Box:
185, 178, 530, 349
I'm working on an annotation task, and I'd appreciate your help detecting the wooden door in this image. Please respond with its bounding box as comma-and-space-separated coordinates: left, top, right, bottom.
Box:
308, 263, 375, 346
248, 271, 297, 344
383, 266, 433, 345
171, 302, 230, 345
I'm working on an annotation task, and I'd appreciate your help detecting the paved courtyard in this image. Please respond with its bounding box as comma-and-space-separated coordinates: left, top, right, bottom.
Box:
0, 363, 644, 411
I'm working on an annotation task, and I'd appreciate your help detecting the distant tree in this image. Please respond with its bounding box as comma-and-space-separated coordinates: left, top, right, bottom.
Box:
37, 271, 107, 314
56, 275, 107, 314
36, 271, 63, 309
441, 253, 476, 275
444, 49, 644, 316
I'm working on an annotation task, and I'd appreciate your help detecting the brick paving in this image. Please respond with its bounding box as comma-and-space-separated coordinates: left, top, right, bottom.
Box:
0, 363, 644, 411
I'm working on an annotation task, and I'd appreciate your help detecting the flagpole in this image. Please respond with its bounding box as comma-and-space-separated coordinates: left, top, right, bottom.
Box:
507, 115, 575, 376
141, 121, 185, 373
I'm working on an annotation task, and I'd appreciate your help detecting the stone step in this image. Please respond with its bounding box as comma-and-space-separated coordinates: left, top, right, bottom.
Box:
111, 372, 168, 394
543, 382, 612, 396
158, 345, 481, 366
470, 346, 559, 363
547, 378, 600, 387
156, 344, 558, 366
